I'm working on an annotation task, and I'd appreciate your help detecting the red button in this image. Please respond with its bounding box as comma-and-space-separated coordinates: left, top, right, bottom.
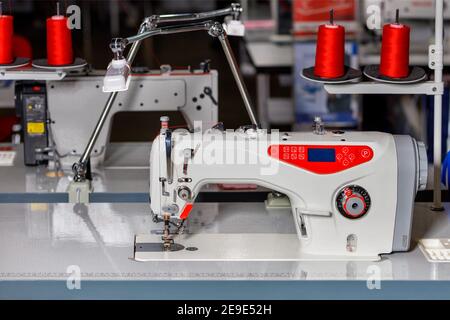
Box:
361, 149, 371, 158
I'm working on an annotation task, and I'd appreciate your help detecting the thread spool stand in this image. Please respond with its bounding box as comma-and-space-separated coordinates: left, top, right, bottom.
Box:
32, 57, 87, 71
363, 65, 427, 84
301, 66, 362, 84
0, 57, 29, 70
0, 2, 87, 80
322, 0, 445, 211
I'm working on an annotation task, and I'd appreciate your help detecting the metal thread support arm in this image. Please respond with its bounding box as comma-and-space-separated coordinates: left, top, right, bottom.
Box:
126, 21, 213, 44
72, 21, 149, 182
120, 21, 258, 127
72, 5, 258, 183
147, 3, 242, 25
216, 31, 259, 126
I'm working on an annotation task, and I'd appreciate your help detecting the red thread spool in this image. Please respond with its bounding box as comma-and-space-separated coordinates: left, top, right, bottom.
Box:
379, 23, 410, 78
47, 15, 73, 66
0, 15, 14, 64
314, 24, 345, 79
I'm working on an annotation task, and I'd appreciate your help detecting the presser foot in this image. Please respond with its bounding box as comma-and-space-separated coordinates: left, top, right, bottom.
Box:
161, 213, 186, 251
134, 239, 185, 257
162, 235, 175, 251
132, 215, 187, 258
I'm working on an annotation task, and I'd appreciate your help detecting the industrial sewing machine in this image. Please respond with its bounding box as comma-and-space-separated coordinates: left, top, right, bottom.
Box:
141, 119, 428, 261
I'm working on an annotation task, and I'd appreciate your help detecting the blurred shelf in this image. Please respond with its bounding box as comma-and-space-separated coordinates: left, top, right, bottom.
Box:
0, 68, 66, 81
324, 81, 443, 96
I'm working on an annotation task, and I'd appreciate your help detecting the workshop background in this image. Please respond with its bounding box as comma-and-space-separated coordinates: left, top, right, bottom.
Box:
0, 0, 448, 155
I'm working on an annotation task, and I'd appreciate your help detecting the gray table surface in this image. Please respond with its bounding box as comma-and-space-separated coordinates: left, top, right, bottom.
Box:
1, 143, 450, 299
0, 201, 449, 281
0, 143, 151, 194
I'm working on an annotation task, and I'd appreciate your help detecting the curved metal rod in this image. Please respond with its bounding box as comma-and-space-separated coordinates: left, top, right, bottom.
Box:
148, 4, 241, 25
72, 5, 256, 182
126, 21, 213, 44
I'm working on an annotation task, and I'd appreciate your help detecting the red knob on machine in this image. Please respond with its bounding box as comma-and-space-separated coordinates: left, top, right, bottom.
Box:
336, 185, 371, 219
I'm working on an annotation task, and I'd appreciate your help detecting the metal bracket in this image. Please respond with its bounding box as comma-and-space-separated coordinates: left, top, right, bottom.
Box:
324, 81, 444, 96
429, 45, 443, 70
67, 180, 92, 204
0, 69, 67, 81
110, 38, 129, 60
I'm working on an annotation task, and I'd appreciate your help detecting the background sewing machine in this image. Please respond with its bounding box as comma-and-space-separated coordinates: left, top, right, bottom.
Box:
14, 65, 218, 168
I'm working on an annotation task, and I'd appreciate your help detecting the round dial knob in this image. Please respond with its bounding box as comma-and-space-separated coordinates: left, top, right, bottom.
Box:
177, 186, 192, 201
336, 185, 371, 219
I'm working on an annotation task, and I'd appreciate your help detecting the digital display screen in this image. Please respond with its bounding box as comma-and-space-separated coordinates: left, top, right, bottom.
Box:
308, 148, 336, 162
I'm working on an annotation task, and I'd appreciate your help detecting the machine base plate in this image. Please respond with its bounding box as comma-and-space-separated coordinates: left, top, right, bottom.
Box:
133, 233, 381, 261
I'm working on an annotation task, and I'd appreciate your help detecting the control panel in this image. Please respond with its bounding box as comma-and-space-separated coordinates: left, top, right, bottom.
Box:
15, 81, 48, 166
268, 145, 374, 174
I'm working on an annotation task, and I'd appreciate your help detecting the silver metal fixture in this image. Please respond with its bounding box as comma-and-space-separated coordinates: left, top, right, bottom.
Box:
313, 116, 326, 135
177, 186, 193, 201
71, 4, 257, 183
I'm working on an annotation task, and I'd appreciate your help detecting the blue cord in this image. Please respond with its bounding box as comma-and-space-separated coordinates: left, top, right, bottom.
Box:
442, 151, 450, 187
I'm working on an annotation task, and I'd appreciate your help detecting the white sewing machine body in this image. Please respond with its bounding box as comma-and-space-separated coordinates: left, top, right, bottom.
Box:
149, 128, 427, 260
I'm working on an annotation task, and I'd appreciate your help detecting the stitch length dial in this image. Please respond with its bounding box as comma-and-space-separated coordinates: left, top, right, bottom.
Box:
336, 185, 371, 219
